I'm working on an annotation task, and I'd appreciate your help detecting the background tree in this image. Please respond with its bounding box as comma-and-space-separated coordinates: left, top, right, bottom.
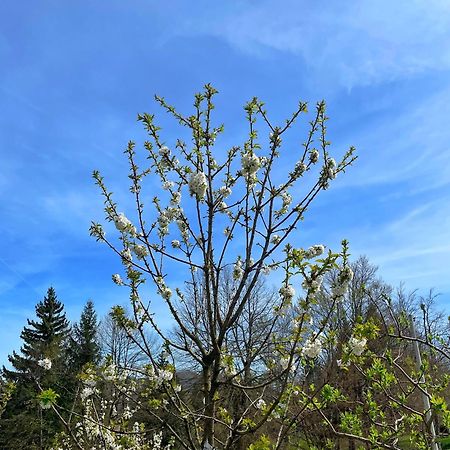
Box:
68, 300, 101, 371
0, 287, 70, 450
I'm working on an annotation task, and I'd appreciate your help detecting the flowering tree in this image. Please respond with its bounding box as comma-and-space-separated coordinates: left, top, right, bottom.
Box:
87, 84, 360, 449
34, 84, 449, 450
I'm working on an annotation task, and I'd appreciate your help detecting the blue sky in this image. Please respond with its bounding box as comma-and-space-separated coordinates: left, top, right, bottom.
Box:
1, 0, 450, 365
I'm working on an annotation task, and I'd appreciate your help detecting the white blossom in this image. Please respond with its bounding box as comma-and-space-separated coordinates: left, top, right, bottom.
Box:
271, 235, 281, 245
171, 191, 181, 205
241, 152, 261, 183
325, 158, 337, 180
132, 244, 148, 259
189, 172, 208, 199
160, 285, 172, 300
255, 399, 266, 410
281, 191, 292, 207
332, 266, 354, 300
80, 386, 96, 401
121, 248, 133, 266
103, 363, 116, 382
302, 275, 323, 294
304, 244, 325, 259
302, 337, 322, 358
159, 146, 170, 157
171, 240, 181, 248
349, 337, 367, 356
177, 219, 190, 241
162, 181, 174, 190
218, 186, 232, 198
292, 162, 307, 178
158, 369, 174, 382
279, 284, 295, 303
113, 213, 136, 236
38, 358, 52, 370
233, 259, 244, 280
112, 274, 124, 286
309, 149, 319, 164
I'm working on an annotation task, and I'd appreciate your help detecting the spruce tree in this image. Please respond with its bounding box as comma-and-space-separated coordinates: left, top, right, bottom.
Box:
69, 300, 101, 370
0, 287, 69, 449
4, 286, 69, 380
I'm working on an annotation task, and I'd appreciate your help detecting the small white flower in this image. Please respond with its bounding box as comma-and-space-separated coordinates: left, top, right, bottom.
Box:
159, 369, 174, 382
293, 162, 307, 177
279, 285, 295, 303
241, 152, 261, 175
171, 191, 181, 205
309, 149, 319, 164
271, 235, 281, 245
80, 386, 96, 401
159, 146, 170, 157
132, 244, 148, 259
218, 186, 232, 198
160, 285, 172, 300
112, 274, 124, 286
281, 191, 292, 209
162, 181, 174, 190
302, 275, 323, 294
233, 259, 244, 280
103, 363, 116, 382
38, 358, 52, 370
171, 240, 181, 248
255, 399, 266, 410
121, 248, 133, 266
304, 244, 325, 259
349, 337, 367, 356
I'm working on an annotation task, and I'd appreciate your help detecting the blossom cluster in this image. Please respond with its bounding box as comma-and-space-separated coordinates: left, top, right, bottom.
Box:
233, 258, 244, 280
304, 244, 325, 259
332, 265, 354, 300
113, 213, 137, 236
279, 284, 295, 303
189, 172, 208, 199
302, 337, 322, 358
241, 152, 261, 183
302, 274, 323, 294
158, 207, 182, 236
112, 273, 124, 286
349, 336, 367, 356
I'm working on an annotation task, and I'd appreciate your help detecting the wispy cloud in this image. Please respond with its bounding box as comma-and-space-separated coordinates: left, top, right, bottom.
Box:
176, 0, 450, 89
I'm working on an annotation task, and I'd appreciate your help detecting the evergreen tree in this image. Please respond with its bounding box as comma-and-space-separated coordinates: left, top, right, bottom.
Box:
68, 300, 101, 370
4, 287, 69, 380
0, 287, 69, 449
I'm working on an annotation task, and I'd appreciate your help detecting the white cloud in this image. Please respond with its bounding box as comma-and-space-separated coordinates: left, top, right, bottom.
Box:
177, 0, 450, 88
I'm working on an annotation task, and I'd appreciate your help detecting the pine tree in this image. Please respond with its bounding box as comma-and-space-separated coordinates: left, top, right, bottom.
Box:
4, 286, 69, 380
0, 287, 70, 449
69, 300, 101, 370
